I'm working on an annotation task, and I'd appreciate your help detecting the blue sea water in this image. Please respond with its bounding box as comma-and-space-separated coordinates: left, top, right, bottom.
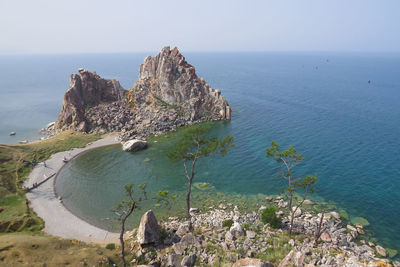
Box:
1, 52, 400, 255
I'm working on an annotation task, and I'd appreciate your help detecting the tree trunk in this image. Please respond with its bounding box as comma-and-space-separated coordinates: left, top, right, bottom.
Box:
314, 210, 325, 244
120, 216, 127, 267
186, 178, 192, 220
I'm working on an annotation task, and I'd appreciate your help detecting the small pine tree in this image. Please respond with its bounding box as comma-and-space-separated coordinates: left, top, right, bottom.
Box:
168, 123, 234, 221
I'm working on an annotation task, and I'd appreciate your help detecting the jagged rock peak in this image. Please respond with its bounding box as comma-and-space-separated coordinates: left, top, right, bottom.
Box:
134, 46, 231, 121
139, 46, 189, 80
54, 69, 126, 132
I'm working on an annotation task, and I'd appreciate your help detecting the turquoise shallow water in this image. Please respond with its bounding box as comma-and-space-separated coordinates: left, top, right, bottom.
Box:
1, 52, 400, 256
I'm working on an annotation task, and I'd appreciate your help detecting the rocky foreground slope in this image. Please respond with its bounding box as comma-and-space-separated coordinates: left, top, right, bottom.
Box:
126, 197, 398, 267
54, 47, 231, 139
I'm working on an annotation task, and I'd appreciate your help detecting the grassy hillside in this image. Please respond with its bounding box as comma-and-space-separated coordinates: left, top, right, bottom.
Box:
0, 131, 100, 232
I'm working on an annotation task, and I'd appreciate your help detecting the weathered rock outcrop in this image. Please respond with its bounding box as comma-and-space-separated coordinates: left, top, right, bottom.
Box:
55, 69, 126, 132
54, 47, 231, 139
133, 46, 231, 121
137, 210, 161, 245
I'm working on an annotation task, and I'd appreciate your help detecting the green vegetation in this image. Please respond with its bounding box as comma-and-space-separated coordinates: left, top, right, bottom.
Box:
350, 216, 370, 226
0, 131, 100, 233
255, 231, 297, 265
222, 219, 234, 228
160, 226, 168, 241
266, 141, 317, 235
193, 227, 202, 236
0, 233, 118, 266
193, 182, 215, 191
387, 248, 398, 258
242, 222, 250, 230
0, 132, 121, 265
105, 243, 116, 250
153, 95, 185, 116
261, 206, 281, 229
339, 209, 349, 220
167, 123, 234, 220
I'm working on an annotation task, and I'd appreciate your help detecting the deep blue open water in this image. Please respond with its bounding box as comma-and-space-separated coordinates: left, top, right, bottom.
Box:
1, 52, 399, 255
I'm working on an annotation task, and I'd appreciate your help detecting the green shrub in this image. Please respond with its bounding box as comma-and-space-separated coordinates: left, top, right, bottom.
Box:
243, 222, 250, 230
105, 243, 115, 250
222, 219, 234, 228
160, 226, 168, 241
261, 206, 281, 229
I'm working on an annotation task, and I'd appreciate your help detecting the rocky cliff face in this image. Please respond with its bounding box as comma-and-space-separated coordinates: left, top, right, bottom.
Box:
55, 69, 126, 132
54, 47, 231, 139
134, 46, 231, 121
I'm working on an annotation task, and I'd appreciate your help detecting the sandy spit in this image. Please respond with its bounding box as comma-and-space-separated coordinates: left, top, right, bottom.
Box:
25, 134, 121, 244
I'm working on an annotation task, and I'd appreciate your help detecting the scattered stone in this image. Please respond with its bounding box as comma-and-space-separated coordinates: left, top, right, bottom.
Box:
176, 222, 190, 237
167, 254, 181, 267
303, 199, 314, 205
230, 222, 244, 236
292, 207, 302, 217
137, 210, 161, 245
189, 207, 199, 213
329, 211, 340, 220
126, 197, 390, 267
320, 232, 332, 242
233, 258, 273, 267
346, 224, 357, 232
354, 223, 363, 229
258, 205, 267, 212
246, 230, 256, 239
376, 245, 387, 257
181, 253, 196, 267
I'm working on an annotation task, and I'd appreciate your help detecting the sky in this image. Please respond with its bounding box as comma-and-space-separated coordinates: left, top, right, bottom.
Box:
0, 0, 399, 54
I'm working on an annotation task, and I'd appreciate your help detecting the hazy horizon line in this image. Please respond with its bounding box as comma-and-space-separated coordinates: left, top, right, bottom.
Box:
1, 49, 400, 57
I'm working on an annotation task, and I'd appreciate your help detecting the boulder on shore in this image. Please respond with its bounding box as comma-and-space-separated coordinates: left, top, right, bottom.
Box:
122, 139, 148, 152
137, 210, 161, 245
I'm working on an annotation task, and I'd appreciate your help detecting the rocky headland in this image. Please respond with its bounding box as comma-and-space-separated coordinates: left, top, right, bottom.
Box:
54, 46, 231, 141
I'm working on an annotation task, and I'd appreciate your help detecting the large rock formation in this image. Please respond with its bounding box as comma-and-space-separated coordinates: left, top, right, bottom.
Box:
137, 210, 161, 245
55, 69, 127, 132
134, 46, 231, 121
54, 47, 231, 139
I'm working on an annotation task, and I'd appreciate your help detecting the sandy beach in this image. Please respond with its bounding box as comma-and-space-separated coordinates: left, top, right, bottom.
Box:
25, 134, 121, 244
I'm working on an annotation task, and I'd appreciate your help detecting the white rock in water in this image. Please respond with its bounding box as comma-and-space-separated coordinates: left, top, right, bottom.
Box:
122, 139, 148, 152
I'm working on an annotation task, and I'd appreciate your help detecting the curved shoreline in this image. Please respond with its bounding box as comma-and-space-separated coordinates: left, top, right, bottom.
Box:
25, 134, 121, 244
